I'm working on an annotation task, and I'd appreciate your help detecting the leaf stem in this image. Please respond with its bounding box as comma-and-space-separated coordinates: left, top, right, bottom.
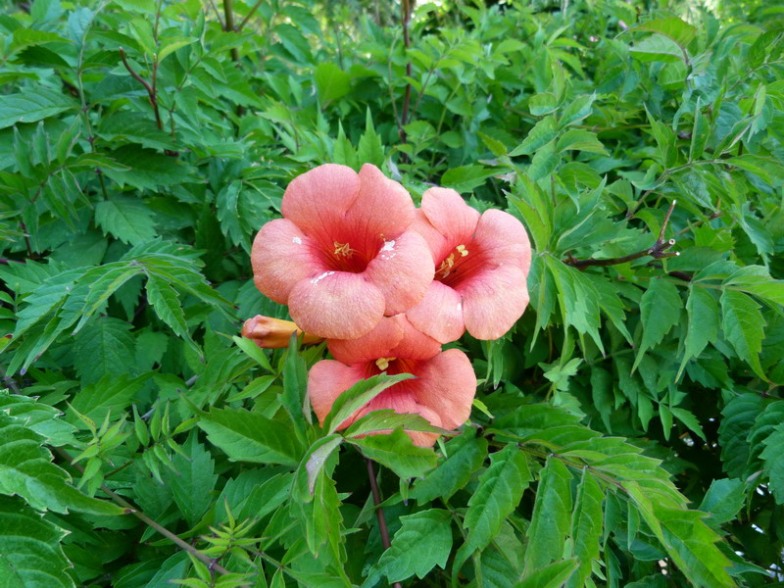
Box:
119, 48, 163, 131
366, 458, 403, 588
399, 0, 413, 145
54, 447, 232, 576
565, 200, 679, 270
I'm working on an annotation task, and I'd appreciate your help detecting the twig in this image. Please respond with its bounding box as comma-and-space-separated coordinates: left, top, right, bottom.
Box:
366, 458, 403, 588
566, 200, 679, 270
237, 0, 264, 31
223, 0, 240, 63
54, 447, 232, 576
119, 48, 163, 131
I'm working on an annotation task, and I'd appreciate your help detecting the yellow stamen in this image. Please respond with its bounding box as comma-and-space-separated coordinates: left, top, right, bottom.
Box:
333, 241, 355, 257
436, 244, 469, 279
375, 357, 396, 371
456, 244, 469, 257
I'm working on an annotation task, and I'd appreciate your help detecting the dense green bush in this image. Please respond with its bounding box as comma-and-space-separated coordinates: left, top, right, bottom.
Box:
1, 0, 783, 586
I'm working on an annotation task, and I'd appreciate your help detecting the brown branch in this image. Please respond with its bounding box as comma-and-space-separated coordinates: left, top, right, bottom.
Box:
366, 458, 403, 588
119, 48, 163, 131
566, 200, 679, 270
54, 448, 232, 577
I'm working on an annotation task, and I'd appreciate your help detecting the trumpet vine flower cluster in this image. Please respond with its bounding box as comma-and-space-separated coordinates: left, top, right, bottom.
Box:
243, 163, 532, 446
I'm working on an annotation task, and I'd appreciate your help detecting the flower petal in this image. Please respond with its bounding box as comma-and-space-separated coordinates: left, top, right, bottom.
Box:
391, 315, 442, 360
405, 281, 466, 344
418, 187, 481, 262
327, 315, 405, 364
281, 164, 361, 243
308, 360, 366, 426
364, 230, 435, 315
459, 264, 530, 340
345, 164, 416, 246
413, 349, 476, 430
251, 219, 323, 303
473, 209, 532, 271
288, 271, 385, 339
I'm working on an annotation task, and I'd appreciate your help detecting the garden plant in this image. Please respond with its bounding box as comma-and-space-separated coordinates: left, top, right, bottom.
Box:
1, 0, 783, 586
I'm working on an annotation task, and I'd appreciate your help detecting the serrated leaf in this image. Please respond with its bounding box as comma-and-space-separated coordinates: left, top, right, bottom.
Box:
322, 372, 413, 435
759, 424, 784, 504
198, 408, 303, 467
440, 164, 497, 193
164, 433, 218, 526
510, 116, 557, 156
634, 278, 682, 371
357, 109, 383, 167
528, 139, 559, 181
348, 429, 438, 479
315, 62, 351, 103
0, 88, 77, 129
70, 374, 148, 423
376, 509, 452, 582
718, 393, 763, 478
678, 286, 720, 378
73, 317, 136, 385
411, 432, 488, 503
559, 94, 596, 127
145, 274, 190, 342
0, 419, 122, 515
95, 196, 157, 245
516, 559, 579, 588
523, 457, 573, 573
0, 497, 76, 588
633, 17, 697, 47
465, 444, 530, 553
100, 146, 191, 190
720, 290, 766, 379
565, 469, 603, 588
699, 478, 746, 525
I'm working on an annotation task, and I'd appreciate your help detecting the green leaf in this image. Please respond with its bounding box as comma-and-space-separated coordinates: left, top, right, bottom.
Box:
718, 394, 763, 478
70, 374, 148, 423
759, 424, 784, 505
678, 286, 720, 378
559, 94, 596, 127
633, 278, 682, 371
376, 509, 452, 582
315, 62, 351, 103
357, 109, 384, 167
523, 457, 573, 573
0, 88, 77, 129
164, 433, 218, 526
411, 432, 488, 503
633, 17, 697, 47
145, 274, 191, 343
100, 146, 192, 190
282, 336, 308, 425
516, 559, 579, 588
322, 372, 413, 435
728, 154, 784, 186
720, 290, 766, 379
529, 93, 558, 116
630, 34, 683, 63
0, 497, 76, 588
440, 164, 497, 193
343, 409, 446, 439
699, 478, 746, 526
624, 482, 734, 588
348, 429, 438, 479
95, 196, 157, 245
544, 258, 604, 352
0, 419, 122, 516
556, 129, 607, 154
464, 443, 530, 553
198, 408, 303, 467
565, 469, 603, 588
528, 139, 559, 181
73, 317, 136, 385
510, 116, 557, 156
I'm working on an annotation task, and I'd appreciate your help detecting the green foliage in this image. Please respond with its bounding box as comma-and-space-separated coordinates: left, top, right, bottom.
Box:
2, 0, 783, 586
